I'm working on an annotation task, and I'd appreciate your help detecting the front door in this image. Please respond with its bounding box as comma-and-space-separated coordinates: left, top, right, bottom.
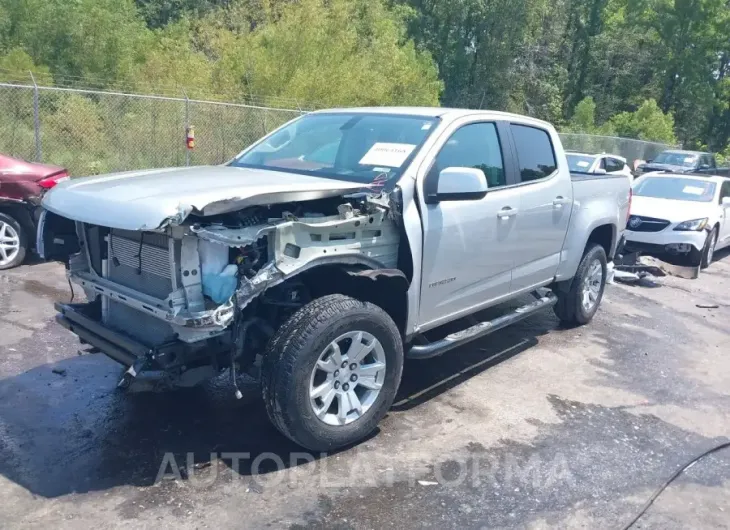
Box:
418, 120, 520, 329
508, 124, 573, 292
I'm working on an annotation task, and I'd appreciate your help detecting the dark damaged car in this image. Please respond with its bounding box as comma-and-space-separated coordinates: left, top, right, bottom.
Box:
0, 154, 69, 269
635, 149, 730, 177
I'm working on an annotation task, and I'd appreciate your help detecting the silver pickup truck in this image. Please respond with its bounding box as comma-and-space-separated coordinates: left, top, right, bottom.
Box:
39, 108, 630, 450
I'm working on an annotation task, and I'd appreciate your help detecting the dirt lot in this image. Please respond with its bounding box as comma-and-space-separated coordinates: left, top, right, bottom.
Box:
0, 252, 729, 529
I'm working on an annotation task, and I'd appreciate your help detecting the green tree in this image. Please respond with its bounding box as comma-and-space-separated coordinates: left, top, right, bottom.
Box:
210, 0, 442, 107
129, 19, 214, 97
567, 97, 598, 132
608, 99, 677, 143
0, 0, 149, 85
0, 47, 50, 82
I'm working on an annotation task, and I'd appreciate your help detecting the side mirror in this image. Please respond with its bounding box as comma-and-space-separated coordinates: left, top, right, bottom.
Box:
722, 197, 730, 206
432, 167, 488, 202
594, 168, 607, 175
699, 164, 711, 170
646, 159, 653, 164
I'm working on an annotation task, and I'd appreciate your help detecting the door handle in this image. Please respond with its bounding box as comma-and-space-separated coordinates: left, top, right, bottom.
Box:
498, 207, 518, 220
553, 196, 571, 208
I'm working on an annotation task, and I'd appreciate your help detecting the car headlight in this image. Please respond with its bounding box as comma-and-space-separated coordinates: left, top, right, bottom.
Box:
673, 218, 709, 231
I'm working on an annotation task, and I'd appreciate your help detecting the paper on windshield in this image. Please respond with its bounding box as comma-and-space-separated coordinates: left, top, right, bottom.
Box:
685, 157, 697, 164
359, 143, 416, 167
577, 161, 590, 168
683, 185, 706, 195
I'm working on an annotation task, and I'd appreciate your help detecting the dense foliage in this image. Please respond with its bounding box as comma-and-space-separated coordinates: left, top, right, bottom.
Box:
2, 0, 730, 150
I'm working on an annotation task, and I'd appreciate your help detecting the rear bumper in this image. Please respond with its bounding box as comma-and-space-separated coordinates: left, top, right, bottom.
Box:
55, 302, 145, 367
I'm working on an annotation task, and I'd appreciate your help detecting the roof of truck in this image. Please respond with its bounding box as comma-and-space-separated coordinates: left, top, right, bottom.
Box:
313, 106, 553, 128
662, 149, 708, 156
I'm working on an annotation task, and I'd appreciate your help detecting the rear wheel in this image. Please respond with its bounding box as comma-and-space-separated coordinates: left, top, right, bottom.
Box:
553, 243, 607, 326
262, 294, 403, 451
0, 212, 27, 270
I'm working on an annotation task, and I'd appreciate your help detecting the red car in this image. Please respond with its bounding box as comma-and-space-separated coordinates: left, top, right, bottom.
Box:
0, 154, 70, 269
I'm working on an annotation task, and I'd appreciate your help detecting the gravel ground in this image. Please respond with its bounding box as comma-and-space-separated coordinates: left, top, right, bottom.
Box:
0, 251, 729, 529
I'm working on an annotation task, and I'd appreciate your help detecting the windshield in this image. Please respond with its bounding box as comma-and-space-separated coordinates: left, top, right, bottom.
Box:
229, 113, 440, 190
633, 177, 716, 202
566, 154, 597, 172
653, 152, 698, 167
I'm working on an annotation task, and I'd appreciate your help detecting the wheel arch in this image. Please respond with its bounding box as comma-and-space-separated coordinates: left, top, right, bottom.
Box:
586, 223, 616, 259
297, 263, 410, 336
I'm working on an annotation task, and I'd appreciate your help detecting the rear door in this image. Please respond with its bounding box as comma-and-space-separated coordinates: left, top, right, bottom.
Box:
507, 123, 573, 292
417, 119, 522, 329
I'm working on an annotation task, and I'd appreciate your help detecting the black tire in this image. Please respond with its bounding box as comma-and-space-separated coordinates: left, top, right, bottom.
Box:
700, 228, 718, 269
0, 212, 27, 270
553, 243, 607, 326
261, 294, 403, 451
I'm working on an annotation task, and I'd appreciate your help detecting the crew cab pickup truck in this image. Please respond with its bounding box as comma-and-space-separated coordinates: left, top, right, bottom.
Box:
39, 108, 630, 450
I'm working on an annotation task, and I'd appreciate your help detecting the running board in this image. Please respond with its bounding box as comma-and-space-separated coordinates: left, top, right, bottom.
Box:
407, 291, 558, 360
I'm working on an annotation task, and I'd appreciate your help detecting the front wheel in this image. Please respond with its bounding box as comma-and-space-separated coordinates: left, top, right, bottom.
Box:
553, 243, 607, 326
261, 294, 403, 451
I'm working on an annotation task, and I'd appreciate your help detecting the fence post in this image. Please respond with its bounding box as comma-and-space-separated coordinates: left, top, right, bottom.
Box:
184, 90, 190, 167
29, 71, 42, 162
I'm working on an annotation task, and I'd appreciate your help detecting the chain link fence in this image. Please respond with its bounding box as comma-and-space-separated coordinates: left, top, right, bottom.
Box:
0, 81, 303, 176
559, 133, 676, 169
1, 80, 677, 176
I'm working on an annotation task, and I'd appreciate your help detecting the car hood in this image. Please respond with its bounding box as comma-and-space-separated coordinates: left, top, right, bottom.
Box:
639, 163, 689, 173
629, 196, 713, 223
42, 165, 368, 230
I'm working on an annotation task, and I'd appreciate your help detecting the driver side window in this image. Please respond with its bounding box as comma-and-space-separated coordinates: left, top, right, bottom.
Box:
433, 122, 506, 188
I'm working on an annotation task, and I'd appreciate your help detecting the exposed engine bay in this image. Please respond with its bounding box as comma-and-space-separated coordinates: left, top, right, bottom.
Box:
43, 193, 403, 391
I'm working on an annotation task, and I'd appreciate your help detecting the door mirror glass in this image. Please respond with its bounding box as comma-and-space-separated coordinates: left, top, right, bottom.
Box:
436, 167, 488, 201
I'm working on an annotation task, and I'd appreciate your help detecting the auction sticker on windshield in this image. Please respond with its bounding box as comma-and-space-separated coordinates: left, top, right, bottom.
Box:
359, 143, 416, 167
683, 185, 706, 195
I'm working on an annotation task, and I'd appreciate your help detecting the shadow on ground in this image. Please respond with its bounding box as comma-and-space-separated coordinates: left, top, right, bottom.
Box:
0, 295, 557, 498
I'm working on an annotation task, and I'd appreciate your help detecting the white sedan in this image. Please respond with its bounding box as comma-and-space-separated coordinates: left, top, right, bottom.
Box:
625, 174, 730, 268
566, 152, 633, 178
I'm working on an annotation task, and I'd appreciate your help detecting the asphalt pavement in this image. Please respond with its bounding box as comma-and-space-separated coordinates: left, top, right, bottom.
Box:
0, 252, 729, 529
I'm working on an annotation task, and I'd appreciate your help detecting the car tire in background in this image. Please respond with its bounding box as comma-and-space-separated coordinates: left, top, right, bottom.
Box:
261, 294, 404, 451
0, 211, 27, 270
553, 243, 608, 326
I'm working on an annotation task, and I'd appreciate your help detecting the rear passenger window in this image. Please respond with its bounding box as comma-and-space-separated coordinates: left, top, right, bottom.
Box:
434, 122, 506, 187
510, 124, 557, 182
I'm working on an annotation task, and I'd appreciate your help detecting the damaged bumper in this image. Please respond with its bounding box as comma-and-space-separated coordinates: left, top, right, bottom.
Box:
48, 188, 399, 362
625, 228, 707, 253
70, 270, 235, 332
55, 302, 143, 367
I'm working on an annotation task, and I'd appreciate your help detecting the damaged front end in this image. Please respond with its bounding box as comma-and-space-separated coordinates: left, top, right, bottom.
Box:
43, 192, 401, 391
